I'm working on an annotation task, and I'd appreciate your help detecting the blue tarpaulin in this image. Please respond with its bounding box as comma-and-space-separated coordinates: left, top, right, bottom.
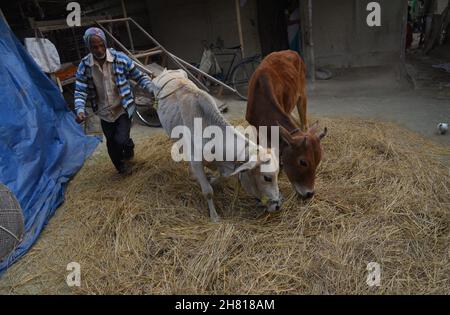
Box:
0, 17, 100, 274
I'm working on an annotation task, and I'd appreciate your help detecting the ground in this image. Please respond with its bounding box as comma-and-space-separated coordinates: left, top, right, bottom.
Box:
0, 60, 448, 294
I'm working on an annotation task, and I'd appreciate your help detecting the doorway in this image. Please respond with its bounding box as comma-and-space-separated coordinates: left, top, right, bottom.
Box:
256, 0, 304, 57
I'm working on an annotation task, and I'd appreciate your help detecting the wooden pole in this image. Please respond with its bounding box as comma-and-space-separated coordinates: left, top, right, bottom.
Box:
307, 0, 315, 85
71, 27, 81, 60
298, 0, 303, 56
235, 0, 245, 58
121, 0, 135, 52
400, 0, 409, 62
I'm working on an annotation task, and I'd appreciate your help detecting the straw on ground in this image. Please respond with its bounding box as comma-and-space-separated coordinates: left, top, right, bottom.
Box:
1, 117, 449, 294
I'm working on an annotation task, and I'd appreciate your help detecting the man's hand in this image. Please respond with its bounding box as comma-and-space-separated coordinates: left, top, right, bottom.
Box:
75, 111, 86, 124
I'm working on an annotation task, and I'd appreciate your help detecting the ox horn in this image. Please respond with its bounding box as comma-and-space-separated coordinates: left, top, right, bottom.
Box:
277, 122, 295, 147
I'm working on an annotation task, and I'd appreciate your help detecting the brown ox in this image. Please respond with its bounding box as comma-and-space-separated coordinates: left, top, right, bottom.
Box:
246, 50, 327, 199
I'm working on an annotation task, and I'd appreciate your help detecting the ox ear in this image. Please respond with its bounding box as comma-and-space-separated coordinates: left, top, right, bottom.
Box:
230, 160, 258, 176
278, 123, 295, 147
318, 127, 328, 140
309, 121, 328, 141
309, 120, 320, 133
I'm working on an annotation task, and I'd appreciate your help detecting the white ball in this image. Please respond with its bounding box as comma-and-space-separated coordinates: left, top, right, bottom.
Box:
437, 123, 448, 135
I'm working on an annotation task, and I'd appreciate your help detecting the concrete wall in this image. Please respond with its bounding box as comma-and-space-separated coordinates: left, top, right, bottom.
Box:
121, 0, 154, 49
145, 0, 261, 65
311, 0, 406, 68
143, 0, 406, 69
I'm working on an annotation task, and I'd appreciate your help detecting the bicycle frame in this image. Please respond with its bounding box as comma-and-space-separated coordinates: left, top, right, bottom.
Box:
213, 48, 261, 84
214, 49, 240, 83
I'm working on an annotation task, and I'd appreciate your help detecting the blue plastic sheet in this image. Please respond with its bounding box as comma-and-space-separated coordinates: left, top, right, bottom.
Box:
0, 18, 100, 274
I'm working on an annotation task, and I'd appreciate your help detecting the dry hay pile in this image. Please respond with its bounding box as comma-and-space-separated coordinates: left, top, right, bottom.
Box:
1, 117, 449, 294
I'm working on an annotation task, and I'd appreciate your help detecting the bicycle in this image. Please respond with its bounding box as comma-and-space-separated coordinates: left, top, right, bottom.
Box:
197, 40, 261, 100
133, 84, 161, 127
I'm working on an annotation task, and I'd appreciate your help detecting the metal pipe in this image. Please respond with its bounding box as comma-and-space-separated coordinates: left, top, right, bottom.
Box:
168, 53, 238, 94
94, 22, 154, 76
133, 50, 163, 58
121, 0, 135, 52
96, 17, 132, 24
128, 17, 210, 91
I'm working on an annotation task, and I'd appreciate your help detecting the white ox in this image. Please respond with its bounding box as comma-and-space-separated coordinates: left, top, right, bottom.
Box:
152, 69, 281, 222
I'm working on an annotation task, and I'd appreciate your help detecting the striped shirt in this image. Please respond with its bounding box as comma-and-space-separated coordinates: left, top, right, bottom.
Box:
74, 48, 155, 119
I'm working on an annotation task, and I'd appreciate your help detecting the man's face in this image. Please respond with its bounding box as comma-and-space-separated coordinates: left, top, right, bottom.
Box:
89, 35, 106, 60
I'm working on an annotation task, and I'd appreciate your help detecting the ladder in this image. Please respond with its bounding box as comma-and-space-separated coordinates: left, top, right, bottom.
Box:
95, 17, 239, 110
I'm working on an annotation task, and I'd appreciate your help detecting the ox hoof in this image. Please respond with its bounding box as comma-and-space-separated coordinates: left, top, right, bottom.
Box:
210, 215, 220, 223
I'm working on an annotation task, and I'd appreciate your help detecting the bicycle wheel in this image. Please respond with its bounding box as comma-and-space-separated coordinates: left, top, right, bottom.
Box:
134, 93, 162, 127
231, 58, 260, 100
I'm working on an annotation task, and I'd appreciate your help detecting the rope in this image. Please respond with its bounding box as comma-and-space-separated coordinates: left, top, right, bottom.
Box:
155, 78, 184, 101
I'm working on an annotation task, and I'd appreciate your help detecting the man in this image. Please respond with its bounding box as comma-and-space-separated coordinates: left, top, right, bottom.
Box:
74, 27, 154, 174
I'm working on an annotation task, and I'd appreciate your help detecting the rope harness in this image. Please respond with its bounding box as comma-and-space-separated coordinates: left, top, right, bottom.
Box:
153, 77, 200, 110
